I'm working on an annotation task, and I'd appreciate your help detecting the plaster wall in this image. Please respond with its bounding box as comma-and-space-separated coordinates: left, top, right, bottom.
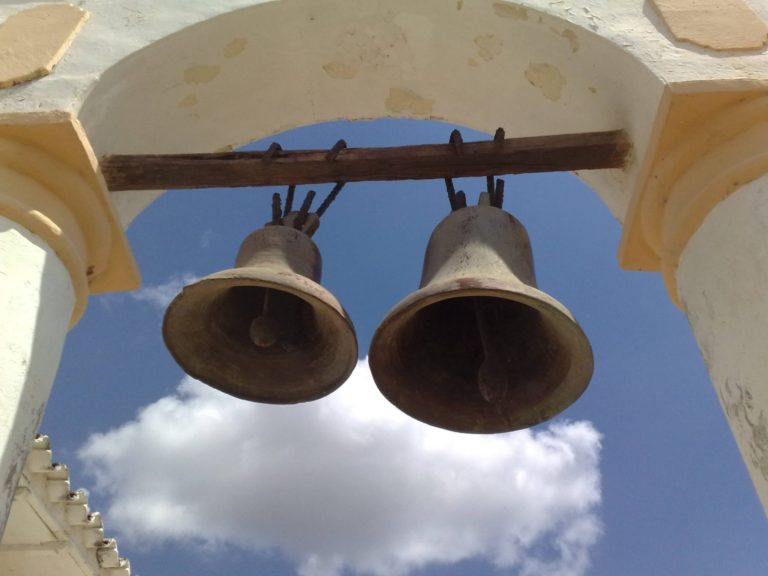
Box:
678, 173, 768, 512
0, 216, 73, 535
0, 0, 763, 228
74, 0, 663, 226
0, 0, 767, 517
0, 0, 764, 117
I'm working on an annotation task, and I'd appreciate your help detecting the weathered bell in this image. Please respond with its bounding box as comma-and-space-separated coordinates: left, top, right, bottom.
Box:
369, 197, 593, 433
163, 216, 358, 403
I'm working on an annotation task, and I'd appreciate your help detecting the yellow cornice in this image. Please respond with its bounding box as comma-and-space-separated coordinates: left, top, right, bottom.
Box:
619, 85, 768, 306
0, 112, 140, 326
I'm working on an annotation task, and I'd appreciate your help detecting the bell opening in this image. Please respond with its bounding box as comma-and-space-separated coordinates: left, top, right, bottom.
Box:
164, 279, 358, 403
392, 295, 572, 430
207, 286, 319, 355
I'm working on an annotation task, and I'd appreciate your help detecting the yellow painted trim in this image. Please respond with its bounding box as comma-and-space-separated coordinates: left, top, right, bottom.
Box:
619, 89, 768, 306
661, 114, 768, 304
0, 4, 89, 89
616, 86, 674, 271
650, 0, 767, 52
0, 113, 140, 327
0, 165, 89, 324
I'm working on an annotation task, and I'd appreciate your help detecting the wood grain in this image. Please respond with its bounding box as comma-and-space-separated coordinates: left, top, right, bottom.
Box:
100, 130, 630, 191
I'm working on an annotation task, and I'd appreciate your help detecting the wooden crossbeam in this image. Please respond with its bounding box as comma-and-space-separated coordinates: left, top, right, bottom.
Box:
100, 130, 630, 192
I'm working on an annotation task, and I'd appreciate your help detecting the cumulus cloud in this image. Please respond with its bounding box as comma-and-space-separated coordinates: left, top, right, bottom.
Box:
79, 359, 602, 576
129, 273, 198, 310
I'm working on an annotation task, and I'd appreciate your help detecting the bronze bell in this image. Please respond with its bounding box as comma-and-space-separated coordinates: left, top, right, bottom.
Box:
163, 214, 358, 403
369, 195, 593, 433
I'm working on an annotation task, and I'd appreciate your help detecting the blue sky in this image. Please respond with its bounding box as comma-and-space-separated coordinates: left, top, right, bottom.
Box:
43, 119, 768, 576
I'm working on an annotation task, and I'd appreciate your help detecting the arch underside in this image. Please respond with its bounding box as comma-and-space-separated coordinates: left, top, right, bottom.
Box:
77, 0, 664, 226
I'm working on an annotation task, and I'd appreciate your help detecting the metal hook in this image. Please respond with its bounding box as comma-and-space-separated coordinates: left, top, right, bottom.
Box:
293, 189, 316, 230
326, 139, 347, 161
316, 182, 346, 217
493, 178, 505, 208
283, 184, 296, 217
270, 193, 283, 225
445, 178, 459, 211
449, 130, 464, 156
486, 175, 495, 199
263, 142, 282, 163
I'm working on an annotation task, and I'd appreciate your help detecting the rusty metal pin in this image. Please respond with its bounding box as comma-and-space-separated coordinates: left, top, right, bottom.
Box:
326, 139, 347, 161
486, 175, 495, 201
445, 178, 458, 211
284, 184, 296, 216
263, 142, 282, 163
494, 178, 505, 208
449, 130, 463, 156
316, 182, 345, 217
271, 193, 282, 225
293, 189, 316, 230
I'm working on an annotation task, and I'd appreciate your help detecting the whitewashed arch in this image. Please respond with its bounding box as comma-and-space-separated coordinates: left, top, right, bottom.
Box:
76, 0, 662, 227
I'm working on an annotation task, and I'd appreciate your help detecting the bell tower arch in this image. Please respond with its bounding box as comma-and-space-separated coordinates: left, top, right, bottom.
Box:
0, 0, 767, 538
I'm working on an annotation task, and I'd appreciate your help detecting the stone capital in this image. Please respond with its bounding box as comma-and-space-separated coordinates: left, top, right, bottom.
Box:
619, 88, 768, 305
0, 112, 140, 326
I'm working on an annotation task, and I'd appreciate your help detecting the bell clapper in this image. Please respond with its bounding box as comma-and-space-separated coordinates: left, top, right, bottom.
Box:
473, 298, 510, 403
250, 288, 281, 348
249, 182, 349, 349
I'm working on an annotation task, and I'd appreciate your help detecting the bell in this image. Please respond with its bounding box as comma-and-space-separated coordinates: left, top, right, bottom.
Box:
163, 214, 358, 403
369, 196, 593, 433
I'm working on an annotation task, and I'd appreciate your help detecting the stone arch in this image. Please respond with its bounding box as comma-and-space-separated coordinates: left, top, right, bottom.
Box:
77, 0, 662, 227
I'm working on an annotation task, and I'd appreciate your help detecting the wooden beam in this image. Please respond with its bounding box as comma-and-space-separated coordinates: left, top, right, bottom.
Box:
100, 130, 630, 192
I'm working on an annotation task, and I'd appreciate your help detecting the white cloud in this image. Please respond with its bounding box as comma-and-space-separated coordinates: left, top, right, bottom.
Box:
129, 273, 198, 310
79, 359, 602, 576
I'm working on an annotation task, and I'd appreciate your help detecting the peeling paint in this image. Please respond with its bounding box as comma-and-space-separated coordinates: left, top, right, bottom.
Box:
177, 93, 198, 107
0, 4, 89, 89
551, 28, 579, 53
2, 459, 20, 512
493, 3, 528, 20
385, 87, 434, 115
474, 34, 503, 62
581, 6, 601, 31
323, 61, 358, 79
338, 27, 406, 69
322, 23, 413, 82
223, 37, 247, 58
183, 64, 220, 85
721, 380, 768, 481
524, 62, 565, 101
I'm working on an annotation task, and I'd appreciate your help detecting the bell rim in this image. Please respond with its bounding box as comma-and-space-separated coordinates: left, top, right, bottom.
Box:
163, 268, 358, 404
185, 266, 348, 315
369, 276, 593, 433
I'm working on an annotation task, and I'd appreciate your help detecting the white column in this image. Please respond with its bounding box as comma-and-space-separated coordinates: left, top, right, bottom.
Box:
0, 215, 74, 536
678, 173, 768, 514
